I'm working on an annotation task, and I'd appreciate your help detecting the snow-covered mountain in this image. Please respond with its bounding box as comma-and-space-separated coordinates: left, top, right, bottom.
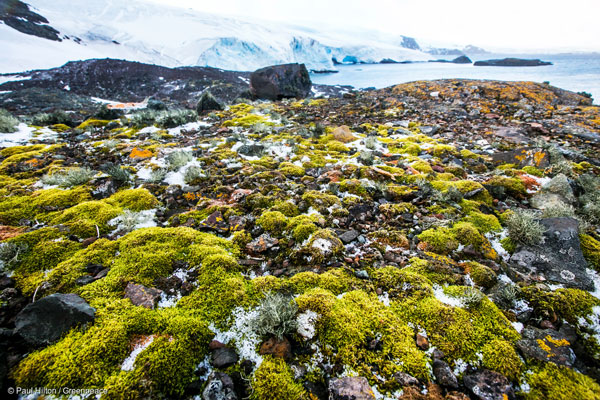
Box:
0, 0, 434, 73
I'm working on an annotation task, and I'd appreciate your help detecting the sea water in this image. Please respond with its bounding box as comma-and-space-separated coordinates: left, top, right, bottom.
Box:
311, 53, 600, 105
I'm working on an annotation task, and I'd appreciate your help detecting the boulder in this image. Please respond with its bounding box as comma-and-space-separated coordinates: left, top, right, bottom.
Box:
124, 282, 162, 309
509, 218, 594, 290
199, 210, 229, 233
202, 372, 237, 400
328, 377, 375, 400
15, 293, 95, 346
463, 370, 515, 400
474, 58, 552, 67
197, 91, 224, 114
516, 326, 577, 367
250, 63, 311, 100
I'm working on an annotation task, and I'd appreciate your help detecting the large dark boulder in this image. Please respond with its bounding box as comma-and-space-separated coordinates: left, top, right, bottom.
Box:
197, 91, 224, 114
474, 58, 552, 67
509, 218, 594, 290
14, 293, 95, 346
249, 63, 312, 100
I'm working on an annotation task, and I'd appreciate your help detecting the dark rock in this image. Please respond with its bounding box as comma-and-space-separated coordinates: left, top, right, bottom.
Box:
432, 359, 458, 389
463, 370, 515, 400
75, 275, 95, 286
416, 333, 429, 350
237, 143, 265, 158
339, 229, 359, 244
516, 326, 576, 367
14, 293, 95, 346
452, 55, 472, 64
394, 371, 419, 386
124, 282, 162, 309
509, 218, 594, 290
250, 63, 312, 100
211, 347, 239, 369
259, 336, 292, 360
197, 91, 224, 114
202, 372, 237, 400
0, 0, 61, 41
488, 127, 530, 144
199, 211, 229, 233
328, 377, 375, 400
246, 234, 279, 254
474, 58, 552, 67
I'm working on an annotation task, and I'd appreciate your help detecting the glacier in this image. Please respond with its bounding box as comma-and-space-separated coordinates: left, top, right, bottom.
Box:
0, 0, 432, 73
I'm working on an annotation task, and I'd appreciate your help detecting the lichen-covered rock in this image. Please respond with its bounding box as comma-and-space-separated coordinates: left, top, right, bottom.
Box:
15, 293, 95, 346
509, 218, 594, 290
463, 370, 515, 400
202, 372, 237, 400
329, 376, 375, 400
249, 63, 311, 100
516, 326, 576, 367
124, 282, 162, 309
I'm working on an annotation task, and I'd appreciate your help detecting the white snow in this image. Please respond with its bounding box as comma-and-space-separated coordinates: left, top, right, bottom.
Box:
296, 310, 319, 340
1, 0, 432, 74
312, 238, 333, 254
0, 123, 36, 147
511, 321, 524, 333
210, 307, 263, 368
121, 335, 155, 371
432, 285, 464, 308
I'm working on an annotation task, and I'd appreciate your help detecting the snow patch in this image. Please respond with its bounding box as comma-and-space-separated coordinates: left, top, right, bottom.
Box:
0, 123, 35, 147
297, 310, 319, 340
121, 335, 155, 371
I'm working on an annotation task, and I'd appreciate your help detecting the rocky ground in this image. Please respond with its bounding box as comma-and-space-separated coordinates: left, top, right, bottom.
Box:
1, 63, 600, 400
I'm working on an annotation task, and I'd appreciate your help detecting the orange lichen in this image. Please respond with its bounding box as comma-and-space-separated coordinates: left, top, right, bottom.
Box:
129, 148, 153, 159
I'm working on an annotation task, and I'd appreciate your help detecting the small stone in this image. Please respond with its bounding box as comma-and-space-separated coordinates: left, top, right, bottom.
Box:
432, 359, 458, 389
393, 371, 419, 386
259, 336, 292, 360
202, 372, 237, 400
209, 340, 226, 350
328, 377, 375, 400
355, 270, 369, 279
463, 369, 515, 400
339, 229, 359, 244
124, 282, 162, 309
199, 211, 229, 233
246, 234, 279, 254
211, 347, 239, 369
416, 333, 429, 350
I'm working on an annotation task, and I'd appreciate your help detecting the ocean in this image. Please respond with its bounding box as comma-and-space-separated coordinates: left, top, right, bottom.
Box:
311, 53, 600, 105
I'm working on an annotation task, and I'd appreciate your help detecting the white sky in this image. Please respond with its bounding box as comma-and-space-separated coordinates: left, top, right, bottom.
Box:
145, 0, 600, 52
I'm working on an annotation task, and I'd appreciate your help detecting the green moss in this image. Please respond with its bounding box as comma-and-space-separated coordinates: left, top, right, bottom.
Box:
522, 165, 544, 177
522, 287, 600, 324
460, 149, 479, 159
411, 160, 433, 174
394, 288, 519, 364
429, 144, 456, 157
371, 266, 433, 300
481, 339, 523, 381
222, 114, 274, 128
301, 190, 340, 211
485, 176, 527, 198
77, 119, 112, 130
327, 140, 350, 153
279, 162, 305, 177
0, 144, 46, 158
385, 184, 416, 201
452, 222, 484, 248
49, 200, 122, 237
379, 202, 417, 217
418, 227, 459, 255
298, 289, 429, 381
256, 211, 289, 236
521, 363, 600, 400
462, 211, 502, 233
580, 234, 600, 271
106, 188, 159, 211
251, 357, 307, 400
500, 237, 517, 254
288, 269, 358, 295
339, 179, 369, 197
0, 187, 91, 225
431, 180, 493, 205
464, 261, 497, 289
271, 200, 299, 217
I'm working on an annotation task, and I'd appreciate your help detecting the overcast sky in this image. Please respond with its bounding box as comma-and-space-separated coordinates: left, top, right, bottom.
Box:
146, 0, 600, 52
